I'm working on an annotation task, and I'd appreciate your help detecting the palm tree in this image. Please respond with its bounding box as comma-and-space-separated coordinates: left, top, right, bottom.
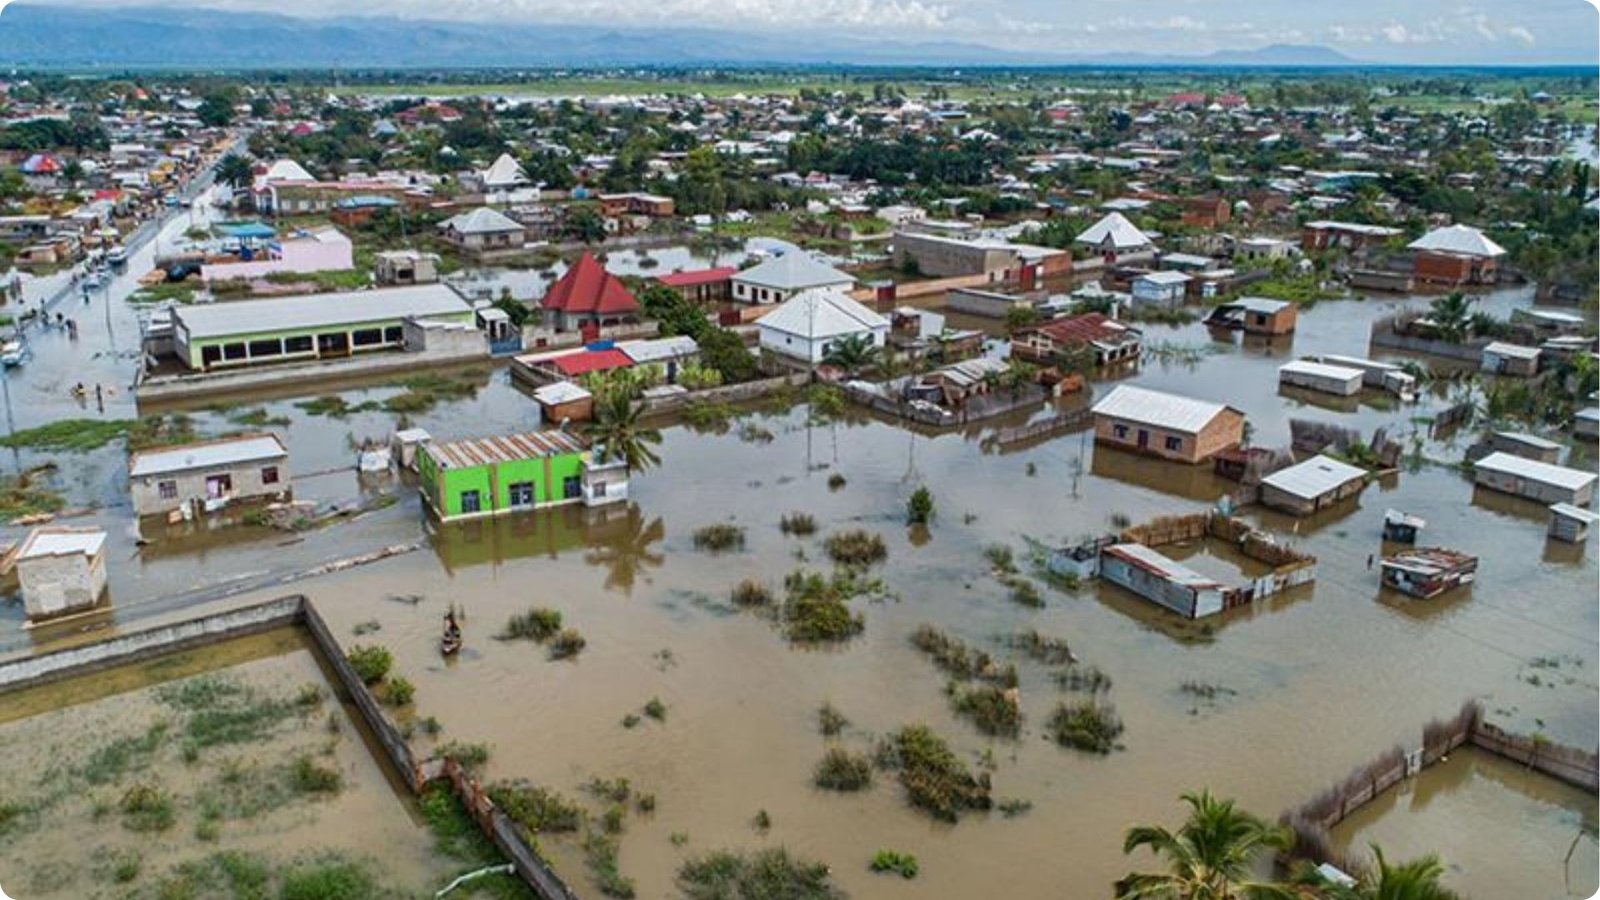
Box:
821, 333, 880, 375
216, 153, 254, 191
1117, 790, 1295, 900
1294, 845, 1459, 900
585, 389, 662, 473
1426, 292, 1477, 345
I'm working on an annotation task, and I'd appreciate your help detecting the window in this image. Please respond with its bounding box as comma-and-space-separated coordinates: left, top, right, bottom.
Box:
284, 335, 314, 353
261, 466, 280, 485
201, 345, 222, 366
508, 482, 535, 507
591, 481, 607, 499
383, 326, 403, 343
1112, 424, 1128, 439
248, 339, 282, 357
158, 480, 177, 500
222, 343, 247, 360
1164, 436, 1183, 452
460, 490, 482, 514
562, 475, 582, 500
352, 328, 383, 347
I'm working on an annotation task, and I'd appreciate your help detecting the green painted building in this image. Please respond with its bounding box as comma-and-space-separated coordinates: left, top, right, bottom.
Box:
170, 283, 476, 371
417, 429, 593, 522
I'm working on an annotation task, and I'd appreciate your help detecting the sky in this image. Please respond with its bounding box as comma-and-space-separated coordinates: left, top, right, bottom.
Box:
19, 0, 1600, 63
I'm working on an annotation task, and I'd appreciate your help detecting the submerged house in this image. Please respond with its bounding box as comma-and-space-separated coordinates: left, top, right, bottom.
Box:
756, 287, 889, 365
1409, 224, 1505, 287
731, 252, 854, 305
14, 526, 109, 621
416, 430, 626, 522
1091, 385, 1245, 464
540, 252, 641, 331
1099, 543, 1227, 618
1473, 452, 1597, 506
1380, 548, 1478, 599
1011, 313, 1142, 367
1205, 296, 1297, 335
128, 434, 290, 517
1075, 212, 1154, 261
1258, 454, 1368, 517
1278, 360, 1364, 398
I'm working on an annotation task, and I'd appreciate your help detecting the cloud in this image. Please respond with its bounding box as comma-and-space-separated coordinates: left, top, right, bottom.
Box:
1381, 22, 1411, 43
1506, 24, 1536, 46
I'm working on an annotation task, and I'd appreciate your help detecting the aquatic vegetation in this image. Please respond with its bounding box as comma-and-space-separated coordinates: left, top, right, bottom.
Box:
1008, 578, 1044, 608
753, 809, 772, 832
693, 523, 746, 552
384, 675, 415, 707
823, 529, 887, 567
436, 741, 492, 773
874, 725, 992, 822
813, 748, 873, 791
677, 847, 843, 900
953, 684, 1022, 737
501, 607, 564, 642
228, 407, 291, 427
643, 697, 668, 722
869, 849, 919, 879
79, 723, 169, 785
345, 645, 394, 684
984, 543, 1017, 573
419, 785, 535, 898
0, 418, 134, 452
1047, 700, 1124, 754
826, 472, 847, 491
1006, 629, 1076, 666
779, 511, 818, 536
601, 803, 628, 834
910, 625, 1017, 686
584, 830, 637, 898
110, 850, 142, 883
781, 570, 866, 643
738, 422, 775, 443
585, 776, 633, 804
295, 395, 381, 418
730, 579, 774, 608
381, 370, 485, 414
817, 702, 849, 737
489, 780, 584, 835
906, 486, 935, 526
290, 755, 343, 795
549, 628, 588, 660
277, 855, 382, 900
997, 798, 1034, 817
1054, 665, 1113, 694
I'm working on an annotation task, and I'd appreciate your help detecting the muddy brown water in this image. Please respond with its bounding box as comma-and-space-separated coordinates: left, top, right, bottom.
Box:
0, 628, 451, 897
0, 237, 1596, 898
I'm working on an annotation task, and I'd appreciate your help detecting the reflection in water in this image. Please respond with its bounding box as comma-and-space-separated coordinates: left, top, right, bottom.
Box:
428, 501, 665, 595
1090, 443, 1232, 503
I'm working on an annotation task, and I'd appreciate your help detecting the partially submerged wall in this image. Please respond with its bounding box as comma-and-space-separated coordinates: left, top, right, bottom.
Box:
1116, 512, 1316, 609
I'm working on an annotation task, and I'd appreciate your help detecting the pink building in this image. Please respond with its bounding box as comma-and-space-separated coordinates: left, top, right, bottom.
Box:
202, 226, 355, 283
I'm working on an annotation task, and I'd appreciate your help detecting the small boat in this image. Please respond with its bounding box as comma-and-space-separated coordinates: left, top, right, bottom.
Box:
0, 340, 27, 367
440, 607, 463, 656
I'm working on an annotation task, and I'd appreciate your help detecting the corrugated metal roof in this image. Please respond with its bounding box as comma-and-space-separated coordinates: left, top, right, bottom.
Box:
1475, 452, 1597, 491
1408, 224, 1506, 258
1104, 543, 1222, 589
1483, 341, 1541, 360
1228, 296, 1291, 314
172, 284, 472, 341
1493, 431, 1562, 451
1550, 503, 1600, 524
129, 434, 287, 478
1091, 385, 1234, 434
731, 252, 854, 290
426, 430, 586, 470
1075, 212, 1152, 250
756, 287, 888, 340
1261, 454, 1367, 500
618, 336, 699, 364
1279, 360, 1364, 382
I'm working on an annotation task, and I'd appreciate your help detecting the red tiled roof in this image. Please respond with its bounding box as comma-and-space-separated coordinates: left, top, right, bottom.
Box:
542, 252, 640, 316
1024, 313, 1132, 345
656, 266, 737, 288
549, 348, 633, 376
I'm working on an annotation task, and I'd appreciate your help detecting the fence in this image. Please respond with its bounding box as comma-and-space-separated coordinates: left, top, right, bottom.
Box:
0, 594, 578, 900
638, 371, 808, 415
1368, 313, 1488, 363
1119, 512, 1317, 607
1280, 701, 1598, 876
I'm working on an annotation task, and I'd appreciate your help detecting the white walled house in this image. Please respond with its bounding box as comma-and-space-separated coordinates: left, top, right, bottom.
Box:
756, 288, 889, 364
15, 526, 109, 620
731, 252, 854, 305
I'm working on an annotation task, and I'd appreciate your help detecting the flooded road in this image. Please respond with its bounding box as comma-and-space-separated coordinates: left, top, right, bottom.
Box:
0, 238, 1595, 898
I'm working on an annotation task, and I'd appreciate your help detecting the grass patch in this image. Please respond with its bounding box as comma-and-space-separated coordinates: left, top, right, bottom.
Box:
1047, 700, 1124, 754
0, 469, 65, 522
817, 702, 849, 737
781, 570, 866, 643
345, 645, 393, 684
584, 831, 637, 898
488, 779, 584, 836
677, 847, 842, 900
779, 512, 817, 536
420, 784, 538, 899
875, 725, 991, 822
381, 370, 484, 414
730, 579, 774, 608
643, 697, 667, 722
77, 723, 169, 785
294, 395, 381, 417
951, 684, 1022, 738
910, 625, 1017, 686
436, 741, 492, 774
0, 418, 133, 452
869, 849, 919, 879
119, 784, 176, 832
1055, 665, 1112, 694
692, 523, 746, 553
813, 748, 873, 791
383, 675, 415, 707
290, 754, 343, 795
1005, 628, 1076, 665
500, 607, 563, 642
827, 472, 847, 491
278, 855, 381, 900
548, 628, 587, 660
823, 529, 887, 567
227, 407, 291, 427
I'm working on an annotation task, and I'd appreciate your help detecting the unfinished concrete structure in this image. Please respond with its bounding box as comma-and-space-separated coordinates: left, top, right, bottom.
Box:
13, 526, 109, 620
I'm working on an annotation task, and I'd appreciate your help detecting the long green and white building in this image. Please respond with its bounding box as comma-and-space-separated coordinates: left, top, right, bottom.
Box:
169, 283, 475, 371
417, 430, 628, 522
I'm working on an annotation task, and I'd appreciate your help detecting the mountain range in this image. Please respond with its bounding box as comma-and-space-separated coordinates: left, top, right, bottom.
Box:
0, 4, 1370, 69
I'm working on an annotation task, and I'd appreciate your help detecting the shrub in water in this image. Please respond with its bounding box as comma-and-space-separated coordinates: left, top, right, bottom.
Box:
345, 645, 393, 685
1047, 700, 1124, 754
549, 629, 588, 660
869, 849, 919, 879
692, 523, 745, 552
813, 748, 873, 791
823, 529, 887, 567
502, 608, 563, 642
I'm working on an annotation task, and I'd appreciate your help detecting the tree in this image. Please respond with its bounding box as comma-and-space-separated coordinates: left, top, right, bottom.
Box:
906, 486, 934, 526
1426, 292, 1477, 344
1294, 845, 1459, 900
564, 206, 607, 244
585, 388, 662, 473
821, 333, 881, 375
1117, 790, 1294, 900
216, 154, 254, 190
197, 93, 237, 128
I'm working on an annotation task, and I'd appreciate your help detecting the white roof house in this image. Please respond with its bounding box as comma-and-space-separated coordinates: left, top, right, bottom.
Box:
1408, 224, 1506, 258
1091, 385, 1234, 434
256, 159, 315, 185
1075, 212, 1153, 252
170, 284, 474, 342
1261, 454, 1367, 501
732, 252, 854, 304
441, 207, 524, 236
129, 434, 288, 479
1475, 451, 1597, 506
756, 287, 889, 364
479, 153, 529, 190
617, 335, 699, 366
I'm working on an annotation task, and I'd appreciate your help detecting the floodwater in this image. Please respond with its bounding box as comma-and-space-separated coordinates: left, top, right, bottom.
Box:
1331, 747, 1599, 899
0, 628, 450, 897
0, 201, 1596, 898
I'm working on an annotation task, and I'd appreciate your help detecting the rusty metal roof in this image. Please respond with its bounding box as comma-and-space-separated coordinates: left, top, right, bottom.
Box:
427, 430, 586, 470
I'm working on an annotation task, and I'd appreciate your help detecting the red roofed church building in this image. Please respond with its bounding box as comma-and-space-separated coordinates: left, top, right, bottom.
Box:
541, 252, 642, 331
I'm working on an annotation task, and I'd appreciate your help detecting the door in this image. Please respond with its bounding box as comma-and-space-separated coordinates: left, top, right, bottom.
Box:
562, 475, 582, 500
508, 482, 535, 507
1136, 429, 1150, 450
206, 473, 233, 498
460, 490, 482, 514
